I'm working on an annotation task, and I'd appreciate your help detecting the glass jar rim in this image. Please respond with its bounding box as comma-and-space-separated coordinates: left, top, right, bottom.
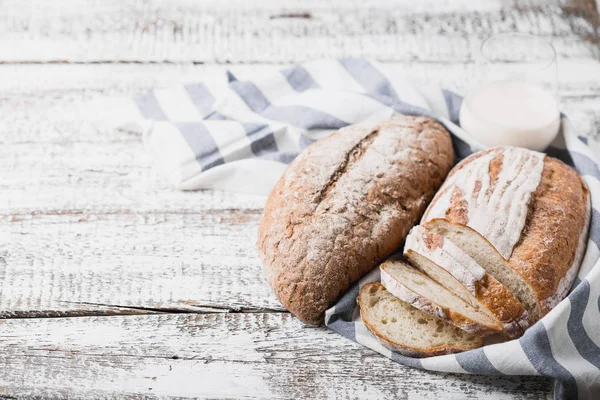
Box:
479, 33, 557, 71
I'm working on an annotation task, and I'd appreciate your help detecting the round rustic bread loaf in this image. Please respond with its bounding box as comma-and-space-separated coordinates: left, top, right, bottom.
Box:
422, 146, 590, 322
257, 115, 454, 325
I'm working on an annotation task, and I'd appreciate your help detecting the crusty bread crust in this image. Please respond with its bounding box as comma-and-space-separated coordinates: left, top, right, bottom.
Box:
380, 261, 502, 336
508, 157, 590, 314
257, 116, 454, 325
422, 148, 590, 318
404, 227, 530, 339
358, 283, 483, 357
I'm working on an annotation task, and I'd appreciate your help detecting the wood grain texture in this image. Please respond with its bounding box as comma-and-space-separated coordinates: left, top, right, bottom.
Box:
0, 0, 598, 63
0, 313, 552, 399
0, 198, 281, 317
0, 62, 598, 146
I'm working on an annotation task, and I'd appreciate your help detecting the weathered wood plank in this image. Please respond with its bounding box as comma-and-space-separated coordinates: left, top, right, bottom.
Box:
0, 62, 599, 146
0, 140, 266, 212
0, 312, 552, 399
0, 0, 597, 63
0, 60, 598, 98
0, 194, 280, 317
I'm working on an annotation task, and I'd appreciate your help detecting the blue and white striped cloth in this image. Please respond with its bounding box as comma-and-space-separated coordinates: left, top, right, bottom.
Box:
124, 59, 600, 399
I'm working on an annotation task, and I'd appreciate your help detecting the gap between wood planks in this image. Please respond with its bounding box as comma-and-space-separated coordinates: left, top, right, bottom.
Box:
61, 301, 286, 315
1, 304, 288, 319
0, 0, 598, 64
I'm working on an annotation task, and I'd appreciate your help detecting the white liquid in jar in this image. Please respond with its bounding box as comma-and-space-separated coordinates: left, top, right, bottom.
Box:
459, 81, 560, 151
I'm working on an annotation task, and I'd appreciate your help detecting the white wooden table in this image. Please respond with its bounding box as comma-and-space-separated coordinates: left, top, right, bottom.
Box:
1, 0, 599, 398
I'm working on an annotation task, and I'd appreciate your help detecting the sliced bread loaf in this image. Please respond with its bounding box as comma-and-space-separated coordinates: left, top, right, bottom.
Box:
358, 283, 483, 357
404, 226, 530, 339
381, 260, 502, 336
422, 147, 590, 321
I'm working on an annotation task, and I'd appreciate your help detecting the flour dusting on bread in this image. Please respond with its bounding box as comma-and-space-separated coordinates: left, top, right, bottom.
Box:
423, 147, 544, 259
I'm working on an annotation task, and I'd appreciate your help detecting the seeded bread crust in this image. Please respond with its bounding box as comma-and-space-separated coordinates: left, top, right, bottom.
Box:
422, 147, 590, 319
358, 283, 483, 357
257, 115, 454, 325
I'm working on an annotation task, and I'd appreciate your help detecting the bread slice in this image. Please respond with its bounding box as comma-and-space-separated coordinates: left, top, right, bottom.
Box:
358, 283, 483, 357
424, 219, 542, 322
404, 226, 530, 339
381, 260, 502, 337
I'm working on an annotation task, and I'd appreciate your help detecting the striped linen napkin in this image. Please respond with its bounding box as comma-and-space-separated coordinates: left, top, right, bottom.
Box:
125, 59, 600, 399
